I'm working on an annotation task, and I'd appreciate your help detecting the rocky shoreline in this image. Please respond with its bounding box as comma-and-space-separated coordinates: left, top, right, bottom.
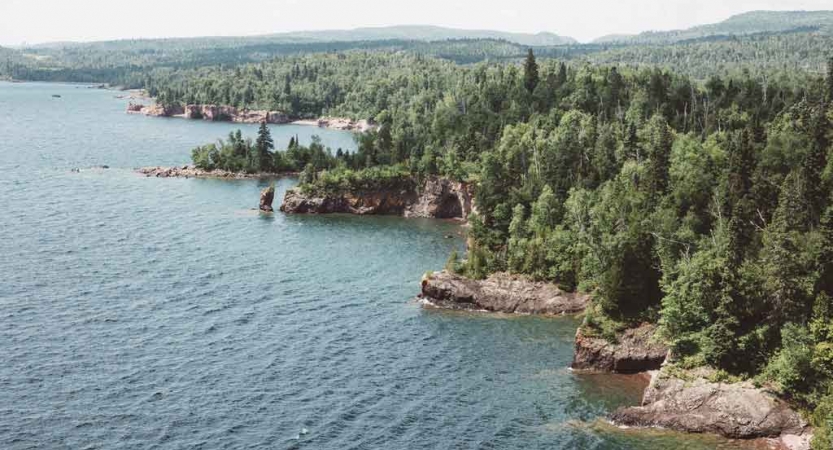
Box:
127, 102, 376, 131
419, 271, 590, 315
137, 165, 298, 179
281, 176, 474, 219
611, 367, 813, 449
415, 270, 812, 449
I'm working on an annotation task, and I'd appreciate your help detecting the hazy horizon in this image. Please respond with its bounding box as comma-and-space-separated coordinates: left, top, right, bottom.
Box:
1, 0, 832, 46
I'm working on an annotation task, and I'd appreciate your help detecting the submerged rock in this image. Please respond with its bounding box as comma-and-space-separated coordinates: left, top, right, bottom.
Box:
260, 185, 275, 212
280, 176, 473, 219
419, 271, 590, 315
610, 368, 812, 447
571, 323, 668, 373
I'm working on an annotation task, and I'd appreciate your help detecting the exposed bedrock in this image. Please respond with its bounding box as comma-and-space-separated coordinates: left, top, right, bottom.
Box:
419, 270, 590, 315
610, 367, 813, 448
280, 176, 474, 219
571, 323, 669, 373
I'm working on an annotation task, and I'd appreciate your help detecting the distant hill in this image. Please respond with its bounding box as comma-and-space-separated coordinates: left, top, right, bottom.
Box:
271, 25, 576, 46
22, 25, 575, 51
594, 10, 833, 43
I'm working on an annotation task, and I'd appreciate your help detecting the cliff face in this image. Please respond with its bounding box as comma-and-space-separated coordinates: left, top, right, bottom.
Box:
571, 323, 669, 373
611, 368, 812, 448
420, 271, 590, 315
280, 176, 474, 219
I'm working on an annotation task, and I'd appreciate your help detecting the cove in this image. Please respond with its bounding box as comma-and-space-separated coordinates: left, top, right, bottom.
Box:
0, 82, 753, 449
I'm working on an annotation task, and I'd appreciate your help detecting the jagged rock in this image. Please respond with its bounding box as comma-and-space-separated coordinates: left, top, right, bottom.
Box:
610, 368, 812, 446
419, 271, 590, 315
571, 323, 668, 373
260, 185, 275, 212
404, 177, 474, 219
280, 176, 473, 219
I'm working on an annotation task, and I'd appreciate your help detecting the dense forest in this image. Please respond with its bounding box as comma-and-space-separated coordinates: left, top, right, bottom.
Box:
176, 49, 833, 448
5, 10, 833, 447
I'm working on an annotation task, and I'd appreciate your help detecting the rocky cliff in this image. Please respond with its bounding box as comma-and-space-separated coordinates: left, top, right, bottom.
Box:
280, 176, 474, 219
571, 323, 669, 373
419, 271, 590, 315
611, 367, 813, 449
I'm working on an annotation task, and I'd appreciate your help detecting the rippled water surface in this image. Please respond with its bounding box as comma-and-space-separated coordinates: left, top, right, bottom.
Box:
0, 82, 750, 449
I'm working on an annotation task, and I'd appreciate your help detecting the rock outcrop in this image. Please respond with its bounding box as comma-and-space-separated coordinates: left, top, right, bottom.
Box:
137, 166, 292, 179
312, 117, 376, 132
404, 177, 474, 219
127, 103, 372, 130
280, 176, 473, 219
571, 324, 668, 373
128, 103, 291, 124
419, 271, 590, 315
260, 185, 275, 212
611, 368, 812, 447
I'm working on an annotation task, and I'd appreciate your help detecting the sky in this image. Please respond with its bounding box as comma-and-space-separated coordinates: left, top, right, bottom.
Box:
1, 0, 832, 46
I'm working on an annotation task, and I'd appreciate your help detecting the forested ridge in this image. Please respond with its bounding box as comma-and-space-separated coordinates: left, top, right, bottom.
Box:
175, 49, 833, 448
3, 11, 833, 447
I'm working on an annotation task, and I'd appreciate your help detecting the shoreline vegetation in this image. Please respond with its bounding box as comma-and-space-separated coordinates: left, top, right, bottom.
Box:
77, 36, 833, 448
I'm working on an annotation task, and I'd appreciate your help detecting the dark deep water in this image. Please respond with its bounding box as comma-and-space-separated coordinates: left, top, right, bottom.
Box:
0, 82, 752, 449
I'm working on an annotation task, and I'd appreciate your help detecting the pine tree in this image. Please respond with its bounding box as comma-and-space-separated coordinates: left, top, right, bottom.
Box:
763, 171, 812, 323
523, 49, 539, 94
725, 130, 756, 280
803, 107, 829, 223
819, 201, 833, 297
624, 121, 640, 162
255, 122, 274, 172
648, 115, 672, 199
826, 57, 833, 103
556, 62, 567, 88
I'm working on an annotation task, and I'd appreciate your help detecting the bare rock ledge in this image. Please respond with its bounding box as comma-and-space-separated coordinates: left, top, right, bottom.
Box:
610, 368, 813, 449
419, 271, 590, 315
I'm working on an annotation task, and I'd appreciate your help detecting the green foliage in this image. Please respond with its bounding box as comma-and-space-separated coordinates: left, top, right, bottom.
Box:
191, 129, 339, 174
445, 249, 460, 274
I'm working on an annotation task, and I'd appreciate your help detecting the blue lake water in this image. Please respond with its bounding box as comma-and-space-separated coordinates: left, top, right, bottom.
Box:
0, 82, 750, 449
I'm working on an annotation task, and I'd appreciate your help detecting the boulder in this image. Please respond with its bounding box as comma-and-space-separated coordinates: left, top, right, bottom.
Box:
611, 368, 812, 445
419, 271, 590, 315
260, 185, 275, 212
571, 323, 668, 373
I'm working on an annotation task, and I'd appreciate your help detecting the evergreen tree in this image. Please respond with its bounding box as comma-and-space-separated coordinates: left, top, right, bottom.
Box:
648, 115, 672, 199
523, 49, 539, 94
827, 57, 833, 103
803, 107, 829, 223
256, 122, 274, 172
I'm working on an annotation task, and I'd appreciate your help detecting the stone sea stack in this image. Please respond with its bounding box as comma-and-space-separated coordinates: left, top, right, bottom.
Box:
260, 185, 275, 212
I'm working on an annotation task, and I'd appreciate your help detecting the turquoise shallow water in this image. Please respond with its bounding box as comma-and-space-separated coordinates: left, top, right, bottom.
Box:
0, 82, 751, 449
